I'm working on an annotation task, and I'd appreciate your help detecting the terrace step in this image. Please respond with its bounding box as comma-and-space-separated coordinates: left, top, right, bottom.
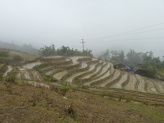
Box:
136, 74, 146, 93
80, 64, 102, 79
110, 72, 128, 89
53, 70, 68, 80
23, 62, 42, 69
152, 80, 164, 94
45, 69, 60, 76
145, 78, 158, 94
32, 71, 42, 82
96, 69, 120, 87
69, 56, 90, 65
66, 71, 88, 82
92, 63, 110, 80
65, 61, 100, 82
84, 70, 110, 86
20, 69, 31, 80
124, 74, 138, 91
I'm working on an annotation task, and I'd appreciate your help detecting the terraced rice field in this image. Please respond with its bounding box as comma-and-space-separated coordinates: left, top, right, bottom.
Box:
84, 70, 110, 86
136, 74, 146, 92
43, 56, 63, 59
157, 80, 164, 88
53, 70, 68, 80
16, 73, 21, 79
110, 65, 115, 74
32, 71, 42, 82
110, 72, 128, 89
81, 64, 102, 79
66, 61, 100, 83
66, 71, 88, 82
9, 55, 164, 95
145, 79, 158, 94
81, 61, 88, 68
66, 58, 71, 61
92, 63, 110, 80
69, 56, 89, 65
20, 70, 31, 80
92, 58, 97, 61
3, 66, 13, 77
23, 62, 41, 69
152, 80, 164, 93
124, 75, 137, 91
45, 69, 59, 76
88, 62, 98, 71
97, 69, 120, 87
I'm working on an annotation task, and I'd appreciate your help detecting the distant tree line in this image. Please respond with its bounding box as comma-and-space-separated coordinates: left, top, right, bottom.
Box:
97, 49, 164, 77
0, 41, 39, 56
39, 44, 93, 57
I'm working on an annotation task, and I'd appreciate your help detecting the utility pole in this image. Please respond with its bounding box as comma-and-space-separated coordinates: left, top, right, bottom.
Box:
80, 39, 85, 59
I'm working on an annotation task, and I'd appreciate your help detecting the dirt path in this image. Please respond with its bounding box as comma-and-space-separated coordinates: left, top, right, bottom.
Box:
136, 75, 146, 92
27, 81, 50, 88
53, 70, 68, 80
110, 72, 128, 89
97, 69, 120, 87
23, 62, 42, 69
3, 66, 13, 77
32, 71, 42, 82
124, 75, 137, 91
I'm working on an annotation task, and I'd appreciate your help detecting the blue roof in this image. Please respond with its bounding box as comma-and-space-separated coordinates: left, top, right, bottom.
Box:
125, 66, 130, 69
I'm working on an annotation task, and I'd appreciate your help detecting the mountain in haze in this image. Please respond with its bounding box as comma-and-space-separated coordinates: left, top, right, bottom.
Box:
0, 41, 39, 56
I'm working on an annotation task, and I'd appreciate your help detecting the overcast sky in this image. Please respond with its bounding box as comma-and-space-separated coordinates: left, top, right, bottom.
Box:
0, 0, 164, 57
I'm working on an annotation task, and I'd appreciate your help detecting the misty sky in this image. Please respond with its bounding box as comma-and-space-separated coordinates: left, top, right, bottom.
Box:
0, 0, 164, 57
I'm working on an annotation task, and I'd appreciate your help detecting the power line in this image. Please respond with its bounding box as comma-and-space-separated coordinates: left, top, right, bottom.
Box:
90, 22, 164, 40
115, 28, 164, 35
89, 37, 164, 43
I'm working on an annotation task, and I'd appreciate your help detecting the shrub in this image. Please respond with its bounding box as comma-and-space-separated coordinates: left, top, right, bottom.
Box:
13, 55, 22, 61
142, 101, 148, 106
5, 70, 18, 83
59, 86, 69, 95
0, 73, 3, 81
0, 50, 9, 57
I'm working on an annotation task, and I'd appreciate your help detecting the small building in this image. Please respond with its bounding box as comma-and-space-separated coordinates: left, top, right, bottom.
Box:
113, 63, 131, 71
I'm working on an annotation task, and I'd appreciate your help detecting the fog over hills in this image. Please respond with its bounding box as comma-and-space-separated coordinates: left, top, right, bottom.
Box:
0, 0, 164, 59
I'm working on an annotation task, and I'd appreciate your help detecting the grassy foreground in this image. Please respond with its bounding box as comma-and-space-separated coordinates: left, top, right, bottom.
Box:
0, 82, 164, 123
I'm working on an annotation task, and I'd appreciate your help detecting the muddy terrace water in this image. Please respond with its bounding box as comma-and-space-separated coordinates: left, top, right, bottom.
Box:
23, 62, 42, 69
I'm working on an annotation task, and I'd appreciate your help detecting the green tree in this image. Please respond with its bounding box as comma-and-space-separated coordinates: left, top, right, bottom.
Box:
98, 49, 110, 61
40, 44, 56, 56
126, 49, 142, 63
13, 55, 22, 61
